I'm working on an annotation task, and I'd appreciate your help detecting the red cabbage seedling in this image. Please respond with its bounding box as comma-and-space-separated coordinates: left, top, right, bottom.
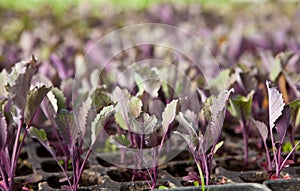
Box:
252, 81, 300, 178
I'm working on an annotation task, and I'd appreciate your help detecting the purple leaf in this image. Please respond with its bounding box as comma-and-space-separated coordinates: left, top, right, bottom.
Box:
203, 88, 234, 151
0, 114, 7, 150
266, 81, 285, 129
50, 54, 72, 80
275, 106, 292, 144
55, 109, 79, 147
6, 56, 37, 117
251, 118, 268, 142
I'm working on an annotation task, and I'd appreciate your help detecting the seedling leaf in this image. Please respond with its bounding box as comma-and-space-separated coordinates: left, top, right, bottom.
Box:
213, 141, 224, 154
55, 109, 79, 147
28, 127, 47, 142
6, 57, 37, 117
129, 96, 143, 118
270, 54, 282, 81
110, 134, 130, 148
275, 106, 292, 143
162, 99, 178, 133
25, 84, 51, 124
251, 118, 268, 142
266, 81, 285, 129
228, 90, 254, 120
0, 114, 7, 149
91, 105, 114, 145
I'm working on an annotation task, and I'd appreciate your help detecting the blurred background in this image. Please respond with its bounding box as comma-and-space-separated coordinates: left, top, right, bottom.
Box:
0, 0, 299, 70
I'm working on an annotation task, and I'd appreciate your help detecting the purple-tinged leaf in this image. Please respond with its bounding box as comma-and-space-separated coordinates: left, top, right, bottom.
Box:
251, 118, 268, 142
266, 81, 285, 129
203, 89, 233, 151
6, 56, 37, 118
174, 131, 197, 152
55, 109, 79, 147
203, 109, 226, 152
77, 97, 92, 138
275, 106, 292, 144
182, 171, 201, 183
50, 54, 73, 80
162, 99, 178, 134
133, 64, 161, 98
24, 83, 51, 124
0, 114, 7, 150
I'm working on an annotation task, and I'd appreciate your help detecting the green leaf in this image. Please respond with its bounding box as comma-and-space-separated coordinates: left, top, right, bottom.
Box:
51, 87, 66, 111
288, 100, 300, 127
210, 69, 231, 92
55, 109, 79, 147
193, 181, 200, 187
111, 87, 131, 130
213, 141, 224, 154
110, 134, 130, 148
114, 111, 127, 130
162, 99, 178, 134
270, 54, 282, 81
129, 96, 143, 118
228, 90, 254, 120
25, 84, 51, 124
91, 105, 114, 145
158, 185, 169, 189
28, 126, 47, 141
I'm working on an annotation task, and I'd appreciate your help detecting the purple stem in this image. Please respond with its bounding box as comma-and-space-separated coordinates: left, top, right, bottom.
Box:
151, 148, 157, 190
241, 120, 249, 168
0, 165, 9, 190
263, 140, 272, 171
9, 117, 24, 191
279, 141, 300, 174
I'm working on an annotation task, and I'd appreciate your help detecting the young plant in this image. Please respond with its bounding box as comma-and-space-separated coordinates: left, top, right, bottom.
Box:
110, 86, 179, 189
228, 90, 254, 167
251, 81, 300, 178
0, 56, 51, 191
29, 104, 114, 190
175, 89, 233, 190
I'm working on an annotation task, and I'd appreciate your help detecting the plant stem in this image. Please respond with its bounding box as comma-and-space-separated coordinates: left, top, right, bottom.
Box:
75, 147, 93, 187
9, 117, 24, 191
269, 126, 279, 177
151, 148, 157, 189
263, 140, 272, 171
241, 120, 248, 168
0, 165, 9, 190
196, 162, 205, 191
201, 153, 209, 185
279, 141, 300, 172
